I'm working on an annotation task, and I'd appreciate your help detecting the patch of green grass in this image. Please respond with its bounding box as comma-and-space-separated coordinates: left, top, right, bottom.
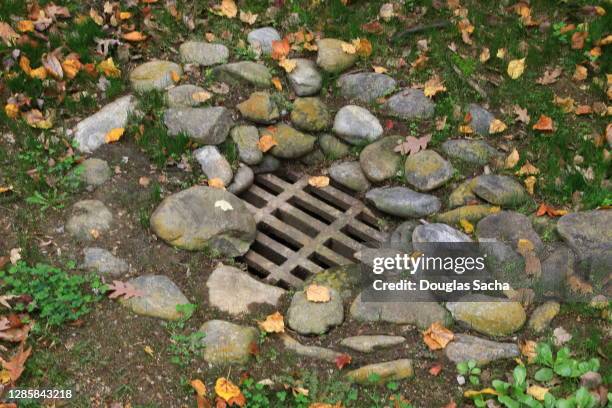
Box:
65, 18, 105, 62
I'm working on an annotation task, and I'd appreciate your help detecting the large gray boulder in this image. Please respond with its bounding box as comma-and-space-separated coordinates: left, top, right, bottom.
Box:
359, 136, 403, 182
163, 107, 233, 144
179, 41, 229, 66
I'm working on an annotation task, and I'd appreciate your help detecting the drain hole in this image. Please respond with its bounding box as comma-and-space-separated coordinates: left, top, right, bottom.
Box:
288, 196, 334, 225
259, 223, 303, 251
290, 266, 311, 280
356, 211, 381, 230
251, 241, 287, 266
308, 252, 338, 269
341, 225, 368, 244
271, 209, 318, 238
275, 171, 300, 183
254, 177, 282, 196
246, 263, 269, 280
324, 238, 357, 261
241, 190, 266, 208
304, 185, 350, 212
276, 279, 292, 290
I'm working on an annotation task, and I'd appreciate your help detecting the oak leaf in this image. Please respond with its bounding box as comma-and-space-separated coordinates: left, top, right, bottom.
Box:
422, 322, 454, 350
394, 134, 431, 156
513, 105, 530, 124
305, 284, 331, 302
535, 67, 561, 85
107, 280, 143, 299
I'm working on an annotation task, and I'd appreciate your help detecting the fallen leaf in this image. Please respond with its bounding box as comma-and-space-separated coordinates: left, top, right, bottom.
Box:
89, 8, 104, 25
0, 185, 13, 194
379, 3, 395, 21
278, 58, 297, 73
571, 31, 587, 49
62, 57, 82, 79
458, 18, 474, 44
257, 134, 277, 152
119, 11, 132, 20
0, 22, 19, 45
536, 67, 562, 85
341, 42, 356, 54
520, 340, 538, 363
524, 176, 536, 195
271, 77, 283, 91
532, 115, 553, 132
459, 219, 474, 234
214, 0, 238, 18
239, 10, 257, 25
514, 105, 530, 124
464, 388, 499, 398
423, 75, 446, 98
107, 280, 143, 299
458, 124, 474, 134
4, 104, 19, 119
0, 343, 32, 383
29, 67, 47, 80
215, 378, 242, 402
305, 284, 331, 302
574, 105, 592, 115
507, 58, 526, 79
553, 95, 576, 113
372, 65, 387, 74
496, 48, 507, 59
435, 116, 447, 131
567, 275, 593, 295
516, 161, 539, 176
422, 322, 454, 350
429, 363, 443, 376
352, 38, 372, 57
208, 178, 225, 189
98, 58, 121, 78
479, 47, 490, 63
527, 385, 549, 401
0, 323, 30, 343
489, 119, 507, 134
123, 31, 147, 42
553, 326, 573, 346
362, 20, 384, 34
17, 20, 34, 32
308, 176, 330, 189
536, 203, 568, 217
334, 353, 352, 369
394, 134, 431, 156
24, 110, 53, 129
443, 401, 457, 408
191, 379, 207, 397
42, 53, 63, 79
271, 37, 290, 60
192, 91, 212, 103
144, 345, 154, 356
214, 200, 233, 211
504, 148, 520, 168
105, 127, 124, 143
573, 65, 588, 81
259, 311, 284, 333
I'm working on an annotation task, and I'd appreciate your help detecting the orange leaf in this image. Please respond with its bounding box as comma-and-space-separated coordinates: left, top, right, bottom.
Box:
0, 343, 32, 383
271, 76, 283, 91
422, 322, 454, 350
123, 31, 148, 42
535, 203, 568, 217
105, 127, 124, 143
532, 115, 553, 132
257, 134, 277, 152
571, 31, 587, 49
17, 20, 34, 32
574, 105, 592, 115
305, 283, 331, 302
271, 37, 290, 60
208, 178, 226, 189
307, 176, 330, 189
258, 311, 285, 333
334, 353, 352, 369
215, 378, 242, 402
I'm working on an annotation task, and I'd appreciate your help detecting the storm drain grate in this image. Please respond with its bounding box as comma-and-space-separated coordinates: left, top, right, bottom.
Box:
240, 172, 388, 288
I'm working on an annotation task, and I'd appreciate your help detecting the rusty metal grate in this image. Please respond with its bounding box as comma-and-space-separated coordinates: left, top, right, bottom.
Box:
240, 171, 388, 288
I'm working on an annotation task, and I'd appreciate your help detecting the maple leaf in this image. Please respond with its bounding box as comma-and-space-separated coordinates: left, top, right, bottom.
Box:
305, 284, 331, 302
422, 322, 454, 350
271, 37, 290, 60
259, 312, 284, 333
98, 58, 121, 78
507, 58, 526, 79
308, 176, 329, 189
334, 353, 352, 369
107, 280, 143, 299
535, 203, 568, 217
0, 343, 32, 383
423, 75, 446, 98
532, 115, 553, 132
535, 67, 562, 85
394, 134, 431, 156
513, 105, 530, 124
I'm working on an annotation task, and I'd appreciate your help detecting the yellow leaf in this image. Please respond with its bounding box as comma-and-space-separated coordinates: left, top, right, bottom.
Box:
527, 385, 549, 401
507, 58, 526, 79
271, 76, 283, 91
504, 148, 520, 169
17, 20, 34, 32
278, 58, 297, 73
459, 219, 474, 234
30, 67, 47, 80
105, 127, 125, 143
215, 377, 241, 402
123, 31, 147, 42
464, 388, 499, 398
308, 176, 330, 188
423, 75, 446, 98
257, 134, 277, 152
4, 103, 19, 119
171, 70, 180, 83
479, 47, 490, 63
258, 311, 285, 333
0, 369, 10, 384
489, 119, 507, 134
352, 38, 372, 57
143, 345, 154, 356
520, 340, 538, 363
24, 109, 53, 129
372, 65, 388, 74
524, 176, 536, 195
496, 48, 507, 59
208, 178, 226, 189
190, 379, 207, 397
98, 58, 121, 78
214, 0, 238, 18
19, 56, 32, 75
89, 8, 104, 25
553, 96, 575, 113
191, 91, 212, 103
341, 42, 356, 54
239, 10, 258, 25
0, 186, 13, 194
62, 58, 82, 79
516, 161, 539, 176
458, 124, 474, 134
517, 238, 535, 256
305, 284, 331, 302
119, 11, 132, 20
572, 65, 587, 81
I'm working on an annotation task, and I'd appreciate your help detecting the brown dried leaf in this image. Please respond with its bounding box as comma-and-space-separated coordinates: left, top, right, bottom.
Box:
394, 134, 431, 156
422, 322, 454, 350
532, 115, 553, 132
305, 284, 331, 302
107, 280, 143, 299
535, 67, 562, 85
258, 311, 285, 333
257, 134, 277, 152
0, 343, 32, 383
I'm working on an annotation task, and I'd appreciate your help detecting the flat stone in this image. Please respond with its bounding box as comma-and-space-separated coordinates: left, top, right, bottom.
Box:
441, 139, 501, 165
333, 105, 383, 145
231, 125, 263, 165
290, 97, 330, 132
120, 275, 189, 320
167, 84, 209, 108
130, 60, 182, 92
287, 289, 344, 335
247, 27, 281, 55
316, 38, 358, 73
446, 294, 526, 337
341, 335, 405, 353
319, 133, 350, 159
388, 221, 419, 251
237, 91, 279, 124
287, 58, 323, 96
383, 89, 435, 120
164, 107, 233, 144
227, 164, 254, 195
445, 334, 520, 365
346, 359, 413, 384
350, 291, 451, 329
82, 247, 128, 276
404, 150, 454, 191
179, 41, 228, 66
541, 246, 575, 294
448, 179, 480, 208
199, 320, 257, 365
206, 264, 284, 315
194, 146, 233, 186
366, 187, 441, 218
476, 211, 543, 253
260, 124, 316, 159
329, 161, 370, 192
281, 334, 342, 362
252, 154, 281, 174
436, 205, 501, 225
300, 148, 325, 165
73, 95, 136, 153
359, 136, 403, 182
76, 158, 111, 186
150, 186, 256, 256
66, 200, 113, 241
467, 104, 495, 135
337, 72, 396, 104
214, 62, 272, 87
472, 175, 529, 207
528, 301, 560, 333
412, 223, 472, 244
